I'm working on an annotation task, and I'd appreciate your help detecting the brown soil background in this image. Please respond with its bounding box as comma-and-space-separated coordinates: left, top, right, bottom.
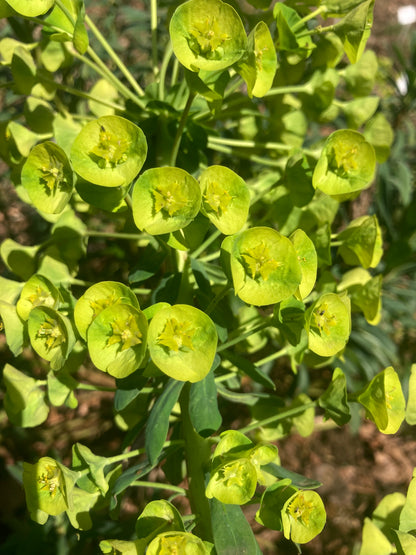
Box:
1, 1, 416, 554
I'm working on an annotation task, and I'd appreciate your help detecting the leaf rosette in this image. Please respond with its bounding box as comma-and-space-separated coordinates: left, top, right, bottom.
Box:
21, 141, 73, 214
226, 227, 302, 307
312, 129, 376, 200
28, 306, 75, 370
357, 366, 405, 434
305, 293, 351, 357
169, 0, 247, 72
23, 456, 77, 524
282, 490, 326, 543
74, 281, 140, 341
87, 303, 148, 378
132, 167, 201, 235
147, 304, 218, 383
16, 273, 60, 320
146, 531, 209, 554
199, 165, 250, 235
70, 115, 147, 187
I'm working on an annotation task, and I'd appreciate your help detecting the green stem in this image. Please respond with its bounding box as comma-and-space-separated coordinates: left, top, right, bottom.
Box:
76, 383, 117, 392
131, 480, 187, 495
69, 278, 95, 287
150, 0, 159, 77
255, 347, 289, 367
217, 319, 273, 353
205, 284, 232, 315
85, 14, 146, 98
207, 137, 320, 160
264, 84, 309, 97
296, 23, 336, 40
330, 241, 342, 247
84, 230, 144, 240
158, 43, 173, 100
291, 5, 327, 32
239, 401, 317, 435
105, 440, 184, 466
191, 229, 222, 259
180, 384, 214, 542
169, 91, 196, 166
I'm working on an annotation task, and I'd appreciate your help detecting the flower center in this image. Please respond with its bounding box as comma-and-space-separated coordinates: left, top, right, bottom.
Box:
157, 318, 196, 352
241, 242, 281, 281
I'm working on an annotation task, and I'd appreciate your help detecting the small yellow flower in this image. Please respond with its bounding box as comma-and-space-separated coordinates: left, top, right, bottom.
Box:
107, 313, 143, 351
157, 318, 196, 352
91, 125, 129, 168
203, 180, 232, 215
37, 316, 65, 350
241, 242, 281, 281
153, 180, 190, 217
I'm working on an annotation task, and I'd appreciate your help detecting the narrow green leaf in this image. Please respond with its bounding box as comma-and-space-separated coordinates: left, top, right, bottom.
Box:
190, 367, 222, 437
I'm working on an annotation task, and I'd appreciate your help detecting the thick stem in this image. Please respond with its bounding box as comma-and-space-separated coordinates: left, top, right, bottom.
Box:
180, 384, 214, 542
169, 91, 196, 166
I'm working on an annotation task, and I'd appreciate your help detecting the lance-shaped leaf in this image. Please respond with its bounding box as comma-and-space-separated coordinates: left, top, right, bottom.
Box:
3, 363, 49, 427
28, 306, 76, 371
87, 303, 148, 378
305, 292, 351, 357
21, 141, 73, 214
169, 0, 247, 72
74, 280, 140, 340
4, 0, 54, 17
132, 167, 201, 236
290, 228, 317, 300
199, 165, 250, 235
338, 268, 382, 325
312, 130, 376, 200
23, 456, 78, 524
16, 274, 60, 320
228, 227, 302, 307
318, 367, 351, 426
357, 366, 405, 434
282, 490, 326, 544
237, 21, 277, 98
148, 304, 217, 383
337, 215, 383, 269
147, 531, 209, 555
70, 115, 147, 187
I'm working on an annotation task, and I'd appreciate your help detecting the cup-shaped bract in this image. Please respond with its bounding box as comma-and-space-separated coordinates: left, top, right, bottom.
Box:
237, 21, 277, 98
146, 531, 209, 555
132, 167, 201, 235
21, 141, 73, 214
357, 366, 405, 434
148, 304, 218, 383
28, 306, 75, 370
305, 293, 351, 357
70, 115, 147, 187
312, 130, 376, 200
206, 458, 258, 505
87, 303, 148, 379
289, 229, 318, 300
338, 268, 382, 325
23, 456, 75, 523
16, 273, 60, 320
5, 0, 54, 17
199, 165, 250, 235
74, 281, 140, 341
169, 0, 247, 72
282, 490, 326, 544
337, 214, 383, 269
228, 227, 302, 307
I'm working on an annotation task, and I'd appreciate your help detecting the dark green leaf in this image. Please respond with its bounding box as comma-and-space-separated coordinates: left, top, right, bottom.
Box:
190, 367, 222, 437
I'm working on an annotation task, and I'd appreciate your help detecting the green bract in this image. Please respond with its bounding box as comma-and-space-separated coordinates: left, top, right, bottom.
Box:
290, 228, 318, 300
282, 490, 326, 543
74, 281, 140, 341
337, 215, 383, 269
16, 273, 60, 320
169, 0, 247, 72
28, 306, 75, 370
237, 21, 277, 98
22, 456, 76, 523
206, 458, 257, 505
199, 165, 250, 235
70, 115, 147, 187
312, 130, 376, 200
357, 366, 406, 434
87, 303, 148, 378
146, 531, 208, 555
227, 227, 302, 306
338, 268, 382, 325
132, 167, 201, 235
305, 293, 351, 357
147, 304, 218, 383
5, 0, 54, 17
21, 141, 73, 214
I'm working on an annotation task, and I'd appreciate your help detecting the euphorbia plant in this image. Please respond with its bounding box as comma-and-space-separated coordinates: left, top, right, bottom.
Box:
0, 0, 410, 552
